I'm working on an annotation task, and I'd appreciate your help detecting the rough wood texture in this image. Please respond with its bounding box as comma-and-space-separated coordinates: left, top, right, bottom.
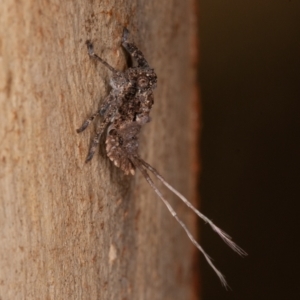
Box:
0, 1, 199, 299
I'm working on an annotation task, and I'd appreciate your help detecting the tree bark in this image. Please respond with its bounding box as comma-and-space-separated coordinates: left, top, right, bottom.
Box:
0, 1, 199, 299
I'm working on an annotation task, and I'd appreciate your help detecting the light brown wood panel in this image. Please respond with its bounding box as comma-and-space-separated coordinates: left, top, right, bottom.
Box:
0, 1, 199, 299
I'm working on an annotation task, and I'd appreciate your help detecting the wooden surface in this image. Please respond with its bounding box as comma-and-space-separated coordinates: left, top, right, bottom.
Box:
0, 1, 199, 299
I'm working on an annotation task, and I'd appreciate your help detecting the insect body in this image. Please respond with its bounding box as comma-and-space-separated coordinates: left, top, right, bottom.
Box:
77, 28, 246, 288
77, 29, 156, 175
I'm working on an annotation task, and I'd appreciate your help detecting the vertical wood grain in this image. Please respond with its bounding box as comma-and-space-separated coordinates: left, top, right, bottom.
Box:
0, 1, 199, 299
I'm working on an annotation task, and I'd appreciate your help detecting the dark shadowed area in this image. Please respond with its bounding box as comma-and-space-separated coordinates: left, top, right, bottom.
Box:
199, 1, 300, 299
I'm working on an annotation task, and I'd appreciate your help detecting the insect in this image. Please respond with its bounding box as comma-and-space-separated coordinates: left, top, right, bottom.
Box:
77, 28, 247, 288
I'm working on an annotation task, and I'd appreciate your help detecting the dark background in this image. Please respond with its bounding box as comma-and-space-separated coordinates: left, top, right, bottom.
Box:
199, 1, 300, 299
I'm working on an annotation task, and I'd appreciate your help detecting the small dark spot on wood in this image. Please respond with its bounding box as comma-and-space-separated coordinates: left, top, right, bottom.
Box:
5, 70, 12, 97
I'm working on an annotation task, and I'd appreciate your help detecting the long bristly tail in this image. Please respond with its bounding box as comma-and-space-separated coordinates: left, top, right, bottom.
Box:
130, 157, 229, 288
131, 156, 247, 288
139, 159, 247, 257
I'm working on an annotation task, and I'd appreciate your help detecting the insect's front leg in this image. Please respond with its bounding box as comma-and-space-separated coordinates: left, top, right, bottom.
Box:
121, 28, 149, 68
86, 40, 117, 73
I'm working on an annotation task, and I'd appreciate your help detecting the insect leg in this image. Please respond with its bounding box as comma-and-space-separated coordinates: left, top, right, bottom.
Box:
77, 92, 115, 132
85, 119, 109, 162
98, 94, 114, 116
76, 109, 102, 133
121, 28, 150, 68
86, 41, 117, 73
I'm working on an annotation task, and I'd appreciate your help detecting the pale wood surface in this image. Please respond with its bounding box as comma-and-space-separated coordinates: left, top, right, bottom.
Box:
0, 1, 199, 299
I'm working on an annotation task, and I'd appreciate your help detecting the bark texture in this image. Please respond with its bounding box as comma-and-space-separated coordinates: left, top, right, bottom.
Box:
0, 1, 199, 299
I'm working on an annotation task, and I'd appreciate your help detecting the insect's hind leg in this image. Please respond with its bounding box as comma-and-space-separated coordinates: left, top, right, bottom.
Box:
121, 28, 150, 68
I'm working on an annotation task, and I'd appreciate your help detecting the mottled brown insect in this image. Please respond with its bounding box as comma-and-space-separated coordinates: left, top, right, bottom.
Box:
77, 28, 246, 288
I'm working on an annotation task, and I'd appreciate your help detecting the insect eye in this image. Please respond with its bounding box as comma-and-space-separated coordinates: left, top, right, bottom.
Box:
137, 76, 149, 88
